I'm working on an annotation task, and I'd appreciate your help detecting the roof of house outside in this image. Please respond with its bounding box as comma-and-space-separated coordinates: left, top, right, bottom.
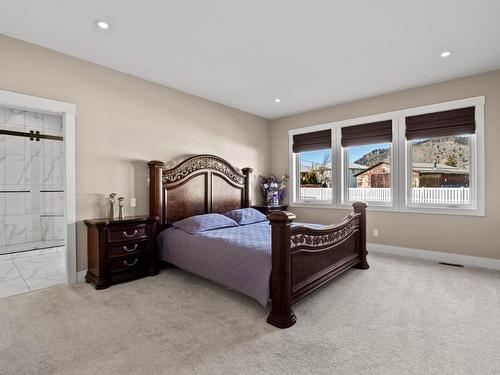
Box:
354, 161, 469, 177
412, 162, 469, 175
354, 162, 389, 177
349, 163, 367, 170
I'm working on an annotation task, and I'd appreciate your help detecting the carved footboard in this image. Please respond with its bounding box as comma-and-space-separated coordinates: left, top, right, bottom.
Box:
267, 202, 368, 328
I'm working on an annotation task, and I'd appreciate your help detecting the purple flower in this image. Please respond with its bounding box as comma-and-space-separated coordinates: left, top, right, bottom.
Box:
258, 175, 288, 202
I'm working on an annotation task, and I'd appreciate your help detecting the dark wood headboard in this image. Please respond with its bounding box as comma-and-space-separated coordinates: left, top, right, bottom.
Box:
148, 154, 253, 227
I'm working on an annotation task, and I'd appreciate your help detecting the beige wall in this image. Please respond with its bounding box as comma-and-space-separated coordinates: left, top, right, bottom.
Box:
271, 70, 500, 260
1, 33, 498, 269
0, 35, 270, 271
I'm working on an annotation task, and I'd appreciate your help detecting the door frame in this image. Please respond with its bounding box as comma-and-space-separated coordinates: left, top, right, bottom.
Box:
0, 89, 77, 284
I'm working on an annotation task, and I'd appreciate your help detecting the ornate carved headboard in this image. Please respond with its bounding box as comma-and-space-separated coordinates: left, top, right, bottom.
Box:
148, 154, 253, 227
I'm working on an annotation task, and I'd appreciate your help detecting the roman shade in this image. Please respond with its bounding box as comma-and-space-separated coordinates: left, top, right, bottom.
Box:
406, 107, 475, 140
341, 120, 392, 147
292, 129, 331, 153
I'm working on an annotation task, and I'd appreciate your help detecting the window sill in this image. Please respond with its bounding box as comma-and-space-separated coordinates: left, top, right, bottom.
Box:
400, 205, 484, 217
339, 204, 398, 212
290, 202, 334, 209
289, 202, 484, 216
290, 202, 398, 212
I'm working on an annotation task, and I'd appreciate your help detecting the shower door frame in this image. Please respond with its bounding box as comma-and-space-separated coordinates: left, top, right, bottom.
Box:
0, 90, 77, 284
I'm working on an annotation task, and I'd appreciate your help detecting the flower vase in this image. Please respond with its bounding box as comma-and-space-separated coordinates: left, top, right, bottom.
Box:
266, 191, 280, 207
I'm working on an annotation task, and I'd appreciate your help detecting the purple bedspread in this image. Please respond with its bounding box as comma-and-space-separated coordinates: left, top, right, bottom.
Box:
157, 221, 324, 306
157, 221, 272, 305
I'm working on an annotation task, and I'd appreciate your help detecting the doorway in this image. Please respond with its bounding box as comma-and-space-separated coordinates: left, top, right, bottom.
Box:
0, 91, 76, 298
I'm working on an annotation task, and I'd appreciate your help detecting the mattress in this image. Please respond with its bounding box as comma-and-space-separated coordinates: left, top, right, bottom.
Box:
157, 220, 325, 305
156, 221, 272, 305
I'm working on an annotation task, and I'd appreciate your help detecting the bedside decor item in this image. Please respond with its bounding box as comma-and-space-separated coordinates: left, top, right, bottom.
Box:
108, 193, 117, 218
259, 175, 287, 206
84, 216, 158, 289
118, 196, 125, 219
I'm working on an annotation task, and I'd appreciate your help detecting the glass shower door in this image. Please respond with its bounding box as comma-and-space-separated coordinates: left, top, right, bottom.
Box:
0, 108, 65, 255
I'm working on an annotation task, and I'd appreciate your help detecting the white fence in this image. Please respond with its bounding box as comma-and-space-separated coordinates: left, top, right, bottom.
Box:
411, 187, 470, 205
299, 187, 333, 201
348, 188, 391, 202
300, 187, 470, 204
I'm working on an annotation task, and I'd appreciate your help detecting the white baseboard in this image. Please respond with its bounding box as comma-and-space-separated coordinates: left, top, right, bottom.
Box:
75, 246, 499, 282
76, 270, 87, 283
368, 243, 500, 271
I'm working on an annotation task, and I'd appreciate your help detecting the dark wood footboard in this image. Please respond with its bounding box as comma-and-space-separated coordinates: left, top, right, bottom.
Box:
267, 202, 368, 328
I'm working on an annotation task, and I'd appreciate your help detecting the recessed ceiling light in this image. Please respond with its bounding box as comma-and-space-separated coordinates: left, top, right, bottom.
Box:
440, 50, 451, 58
274, 98, 281, 103
95, 20, 110, 30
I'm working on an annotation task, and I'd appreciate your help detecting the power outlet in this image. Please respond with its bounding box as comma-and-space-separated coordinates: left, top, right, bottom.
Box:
130, 198, 137, 207
373, 229, 379, 237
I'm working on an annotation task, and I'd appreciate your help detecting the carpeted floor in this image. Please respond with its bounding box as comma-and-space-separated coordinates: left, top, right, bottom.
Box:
1, 253, 500, 375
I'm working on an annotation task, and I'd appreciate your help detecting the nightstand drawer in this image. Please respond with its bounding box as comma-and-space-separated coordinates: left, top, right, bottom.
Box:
107, 225, 148, 243
108, 241, 147, 257
109, 254, 145, 273
85, 216, 158, 289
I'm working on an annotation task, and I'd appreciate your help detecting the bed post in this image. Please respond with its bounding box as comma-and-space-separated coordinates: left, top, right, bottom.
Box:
267, 210, 297, 329
353, 201, 369, 270
241, 167, 253, 208
148, 160, 165, 226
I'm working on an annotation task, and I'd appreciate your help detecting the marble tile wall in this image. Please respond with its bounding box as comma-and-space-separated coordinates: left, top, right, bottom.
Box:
0, 107, 65, 250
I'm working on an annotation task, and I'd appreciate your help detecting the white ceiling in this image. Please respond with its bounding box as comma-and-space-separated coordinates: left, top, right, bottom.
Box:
1, 1, 500, 119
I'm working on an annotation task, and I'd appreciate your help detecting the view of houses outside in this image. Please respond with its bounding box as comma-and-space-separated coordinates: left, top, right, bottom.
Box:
298, 149, 332, 201
298, 136, 471, 205
348, 143, 391, 202
409, 136, 470, 204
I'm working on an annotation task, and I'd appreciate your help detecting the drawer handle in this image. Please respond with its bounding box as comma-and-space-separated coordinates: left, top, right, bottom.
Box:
122, 229, 138, 238
123, 258, 138, 267
122, 244, 138, 252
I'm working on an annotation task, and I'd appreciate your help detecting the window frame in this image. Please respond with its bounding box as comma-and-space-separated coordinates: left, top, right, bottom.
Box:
289, 124, 336, 206
288, 96, 485, 216
397, 98, 484, 216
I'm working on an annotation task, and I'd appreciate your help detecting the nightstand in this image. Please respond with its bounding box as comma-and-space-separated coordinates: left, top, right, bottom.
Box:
84, 216, 158, 289
251, 205, 288, 215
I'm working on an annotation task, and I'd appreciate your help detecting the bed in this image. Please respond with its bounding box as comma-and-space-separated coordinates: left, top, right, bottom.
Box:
148, 154, 369, 328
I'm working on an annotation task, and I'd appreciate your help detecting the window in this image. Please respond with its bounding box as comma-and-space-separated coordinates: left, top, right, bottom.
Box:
289, 96, 484, 216
341, 120, 393, 205
405, 106, 476, 209
292, 129, 333, 203
408, 136, 471, 206
345, 142, 392, 203
297, 149, 332, 202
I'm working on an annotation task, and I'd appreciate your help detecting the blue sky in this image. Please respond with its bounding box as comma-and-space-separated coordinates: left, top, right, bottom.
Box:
300, 150, 330, 167
300, 143, 391, 167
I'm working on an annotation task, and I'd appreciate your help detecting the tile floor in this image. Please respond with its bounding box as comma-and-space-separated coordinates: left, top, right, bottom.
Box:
0, 240, 65, 256
0, 247, 65, 298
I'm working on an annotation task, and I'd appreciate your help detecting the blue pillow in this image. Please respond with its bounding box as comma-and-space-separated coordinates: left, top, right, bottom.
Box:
223, 208, 267, 225
173, 213, 239, 234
